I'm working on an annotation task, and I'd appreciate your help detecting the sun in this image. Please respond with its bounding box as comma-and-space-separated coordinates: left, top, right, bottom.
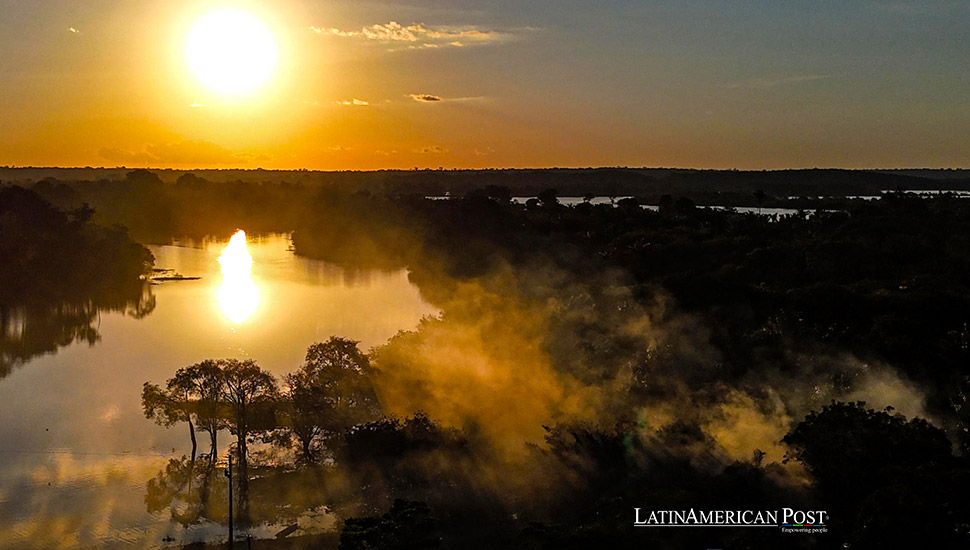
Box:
185, 8, 279, 97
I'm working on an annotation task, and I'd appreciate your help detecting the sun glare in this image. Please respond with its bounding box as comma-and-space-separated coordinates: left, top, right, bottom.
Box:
218, 229, 259, 323
185, 8, 279, 96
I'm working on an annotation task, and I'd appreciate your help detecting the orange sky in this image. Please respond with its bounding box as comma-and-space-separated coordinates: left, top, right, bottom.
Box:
2, 0, 969, 170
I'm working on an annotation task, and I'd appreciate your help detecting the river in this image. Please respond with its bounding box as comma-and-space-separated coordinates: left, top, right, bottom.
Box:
0, 233, 437, 549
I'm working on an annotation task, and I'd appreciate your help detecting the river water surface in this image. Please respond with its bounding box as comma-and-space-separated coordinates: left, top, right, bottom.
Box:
0, 234, 437, 549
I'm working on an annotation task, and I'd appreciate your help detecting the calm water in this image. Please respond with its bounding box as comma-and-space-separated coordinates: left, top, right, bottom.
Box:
0, 234, 437, 549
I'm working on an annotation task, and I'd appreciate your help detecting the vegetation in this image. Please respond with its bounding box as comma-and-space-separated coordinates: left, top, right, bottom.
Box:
8, 168, 970, 547
0, 185, 153, 300
285, 185, 970, 548
0, 185, 154, 377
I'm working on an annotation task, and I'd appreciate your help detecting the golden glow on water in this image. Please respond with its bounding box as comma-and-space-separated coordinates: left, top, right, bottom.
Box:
217, 230, 259, 323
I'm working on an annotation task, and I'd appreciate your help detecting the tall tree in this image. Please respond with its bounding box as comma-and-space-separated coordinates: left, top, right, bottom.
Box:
219, 358, 279, 522
169, 359, 226, 462
783, 401, 964, 547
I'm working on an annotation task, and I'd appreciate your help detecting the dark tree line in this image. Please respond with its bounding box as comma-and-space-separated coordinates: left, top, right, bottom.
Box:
0, 185, 153, 300
0, 185, 155, 377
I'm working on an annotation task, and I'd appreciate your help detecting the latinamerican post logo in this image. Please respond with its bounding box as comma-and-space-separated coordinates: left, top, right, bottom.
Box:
634, 508, 828, 533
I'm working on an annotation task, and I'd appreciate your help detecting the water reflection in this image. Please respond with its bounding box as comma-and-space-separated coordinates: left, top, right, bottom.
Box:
0, 283, 155, 381
0, 233, 437, 549
145, 456, 227, 527
216, 230, 259, 324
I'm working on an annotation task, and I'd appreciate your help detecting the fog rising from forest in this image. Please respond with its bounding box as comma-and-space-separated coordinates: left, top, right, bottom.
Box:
4, 170, 970, 548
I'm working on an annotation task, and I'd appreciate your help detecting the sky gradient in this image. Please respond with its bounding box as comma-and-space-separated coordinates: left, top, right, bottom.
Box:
1, 0, 968, 170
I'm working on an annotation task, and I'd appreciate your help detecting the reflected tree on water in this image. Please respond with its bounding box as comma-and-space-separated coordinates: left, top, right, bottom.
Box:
143, 358, 280, 525
0, 184, 155, 379
145, 456, 228, 526
0, 283, 155, 380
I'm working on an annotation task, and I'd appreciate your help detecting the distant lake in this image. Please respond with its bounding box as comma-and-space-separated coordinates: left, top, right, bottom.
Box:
425, 196, 830, 216
0, 234, 438, 549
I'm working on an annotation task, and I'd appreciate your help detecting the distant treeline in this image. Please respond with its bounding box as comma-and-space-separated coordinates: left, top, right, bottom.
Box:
6, 167, 970, 233
21, 169, 315, 241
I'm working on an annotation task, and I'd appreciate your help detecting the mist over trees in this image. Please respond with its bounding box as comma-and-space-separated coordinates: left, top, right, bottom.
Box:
283, 185, 970, 547
8, 167, 970, 547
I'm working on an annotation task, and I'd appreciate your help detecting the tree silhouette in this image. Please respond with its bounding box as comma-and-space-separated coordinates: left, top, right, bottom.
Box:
537, 188, 559, 207
169, 360, 226, 462
142, 381, 198, 462
753, 188, 767, 214
219, 358, 279, 522
339, 499, 440, 550
283, 337, 382, 464
783, 401, 967, 548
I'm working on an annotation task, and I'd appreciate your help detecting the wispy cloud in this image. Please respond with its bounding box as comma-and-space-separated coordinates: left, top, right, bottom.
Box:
310, 21, 510, 49
722, 74, 830, 90
334, 98, 369, 106
414, 145, 449, 154
409, 93, 443, 103
407, 93, 487, 103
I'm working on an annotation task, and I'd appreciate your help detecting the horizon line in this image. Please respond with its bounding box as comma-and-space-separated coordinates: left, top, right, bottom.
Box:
3, 165, 970, 174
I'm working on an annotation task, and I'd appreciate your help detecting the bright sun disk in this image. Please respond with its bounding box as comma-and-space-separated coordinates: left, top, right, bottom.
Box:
185, 8, 279, 96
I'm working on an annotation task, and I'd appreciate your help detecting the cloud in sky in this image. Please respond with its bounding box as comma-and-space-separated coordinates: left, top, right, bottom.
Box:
409, 93, 443, 103
722, 74, 831, 90
407, 93, 488, 104
414, 145, 449, 154
310, 21, 508, 48
334, 98, 369, 106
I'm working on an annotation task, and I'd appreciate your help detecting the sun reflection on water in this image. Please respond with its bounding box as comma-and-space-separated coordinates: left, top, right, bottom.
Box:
217, 230, 259, 323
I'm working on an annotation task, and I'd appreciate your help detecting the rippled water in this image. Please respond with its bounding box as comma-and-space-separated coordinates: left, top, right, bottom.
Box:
0, 234, 437, 549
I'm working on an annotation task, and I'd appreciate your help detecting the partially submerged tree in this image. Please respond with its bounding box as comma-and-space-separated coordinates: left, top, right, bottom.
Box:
142, 381, 198, 461
144, 357, 280, 524
169, 359, 226, 462
219, 358, 280, 522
